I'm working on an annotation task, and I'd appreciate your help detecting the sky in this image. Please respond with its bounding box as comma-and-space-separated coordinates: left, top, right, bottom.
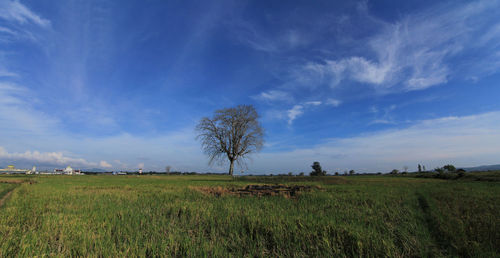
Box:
0, 0, 500, 173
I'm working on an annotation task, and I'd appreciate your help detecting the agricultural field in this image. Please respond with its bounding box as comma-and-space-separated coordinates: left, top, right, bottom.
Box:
0, 174, 499, 257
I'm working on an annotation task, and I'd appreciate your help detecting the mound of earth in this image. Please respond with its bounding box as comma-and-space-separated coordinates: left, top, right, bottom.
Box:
195, 184, 318, 198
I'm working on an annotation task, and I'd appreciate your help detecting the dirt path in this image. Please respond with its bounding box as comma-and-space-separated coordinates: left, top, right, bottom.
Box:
0, 179, 34, 208
0, 188, 16, 208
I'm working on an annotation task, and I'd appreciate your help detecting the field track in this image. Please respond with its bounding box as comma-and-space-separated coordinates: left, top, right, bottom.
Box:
0, 188, 15, 207
0, 180, 23, 207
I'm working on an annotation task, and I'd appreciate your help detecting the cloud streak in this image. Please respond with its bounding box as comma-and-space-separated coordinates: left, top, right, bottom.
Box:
0, 0, 50, 27
253, 90, 293, 103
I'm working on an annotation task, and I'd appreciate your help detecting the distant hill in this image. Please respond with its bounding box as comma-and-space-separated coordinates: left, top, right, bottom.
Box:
462, 164, 500, 172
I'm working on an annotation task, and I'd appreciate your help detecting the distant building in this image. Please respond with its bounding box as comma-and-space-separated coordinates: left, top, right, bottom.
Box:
26, 166, 37, 175
139, 168, 143, 174
53, 166, 82, 175
0, 165, 30, 174
64, 166, 74, 174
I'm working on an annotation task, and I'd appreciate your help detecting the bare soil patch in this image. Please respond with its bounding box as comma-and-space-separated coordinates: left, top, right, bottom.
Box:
194, 184, 319, 198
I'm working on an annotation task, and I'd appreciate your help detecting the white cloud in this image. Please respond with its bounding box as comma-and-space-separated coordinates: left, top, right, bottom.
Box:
304, 101, 322, 106
326, 98, 341, 107
0, 146, 96, 168
0, 0, 50, 27
137, 163, 144, 169
255, 111, 500, 173
294, 0, 500, 92
0, 26, 17, 39
286, 101, 323, 125
253, 90, 293, 102
99, 160, 112, 168
287, 105, 303, 125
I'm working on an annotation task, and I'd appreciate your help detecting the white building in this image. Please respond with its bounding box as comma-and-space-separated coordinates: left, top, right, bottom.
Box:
53, 166, 82, 175
64, 166, 74, 174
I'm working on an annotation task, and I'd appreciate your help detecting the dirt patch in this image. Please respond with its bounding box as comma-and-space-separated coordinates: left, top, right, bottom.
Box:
194, 184, 319, 198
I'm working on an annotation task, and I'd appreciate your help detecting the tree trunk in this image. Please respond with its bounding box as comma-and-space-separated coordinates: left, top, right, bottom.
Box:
229, 159, 234, 176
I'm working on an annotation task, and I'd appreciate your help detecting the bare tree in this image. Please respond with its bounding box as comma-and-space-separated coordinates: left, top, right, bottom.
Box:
196, 105, 264, 176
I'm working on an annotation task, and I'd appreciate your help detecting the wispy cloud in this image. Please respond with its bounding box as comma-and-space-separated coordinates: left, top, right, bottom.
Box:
256, 111, 500, 173
231, 19, 311, 53
0, 82, 59, 135
304, 101, 321, 106
287, 105, 304, 125
0, 0, 50, 27
0, 68, 17, 77
369, 105, 397, 125
253, 90, 293, 103
326, 98, 341, 107
287, 101, 322, 125
292, 0, 500, 92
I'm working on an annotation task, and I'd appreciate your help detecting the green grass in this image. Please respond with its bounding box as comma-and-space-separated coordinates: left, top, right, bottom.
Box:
0, 174, 499, 256
0, 183, 17, 199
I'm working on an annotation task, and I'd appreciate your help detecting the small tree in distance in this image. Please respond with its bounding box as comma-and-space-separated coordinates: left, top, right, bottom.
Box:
443, 164, 456, 172
310, 161, 326, 176
349, 170, 355, 175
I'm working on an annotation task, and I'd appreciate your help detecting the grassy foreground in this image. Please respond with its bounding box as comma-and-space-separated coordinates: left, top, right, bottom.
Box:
0, 174, 499, 257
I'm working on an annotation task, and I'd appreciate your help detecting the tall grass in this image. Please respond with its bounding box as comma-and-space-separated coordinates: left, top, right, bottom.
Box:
0, 174, 498, 256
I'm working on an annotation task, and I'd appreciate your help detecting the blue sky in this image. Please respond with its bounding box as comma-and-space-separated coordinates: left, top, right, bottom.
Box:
1, 0, 500, 173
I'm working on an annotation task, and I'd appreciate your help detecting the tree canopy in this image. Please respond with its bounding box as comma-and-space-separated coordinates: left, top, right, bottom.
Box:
196, 105, 264, 176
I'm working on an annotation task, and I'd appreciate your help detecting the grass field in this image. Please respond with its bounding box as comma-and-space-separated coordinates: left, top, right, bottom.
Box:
0, 174, 499, 257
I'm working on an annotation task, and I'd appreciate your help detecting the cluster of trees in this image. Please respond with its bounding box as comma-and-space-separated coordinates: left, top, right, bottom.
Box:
434, 164, 465, 174
309, 162, 356, 176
